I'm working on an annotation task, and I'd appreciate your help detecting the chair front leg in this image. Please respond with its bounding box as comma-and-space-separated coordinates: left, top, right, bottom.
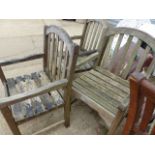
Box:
108, 109, 127, 135
1, 107, 21, 135
63, 86, 72, 127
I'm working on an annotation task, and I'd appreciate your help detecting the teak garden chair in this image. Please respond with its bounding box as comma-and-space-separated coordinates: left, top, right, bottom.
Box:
0, 25, 79, 135
72, 27, 155, 134
71, 19, 109, 72
123, 72, 155, 135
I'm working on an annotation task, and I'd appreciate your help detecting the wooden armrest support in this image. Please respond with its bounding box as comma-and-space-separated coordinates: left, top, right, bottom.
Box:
79, 50, 97, 57
0, 79, 68, 109
0, 53, 44, 66
76, 52, 99, 68
71, 35, 82, 40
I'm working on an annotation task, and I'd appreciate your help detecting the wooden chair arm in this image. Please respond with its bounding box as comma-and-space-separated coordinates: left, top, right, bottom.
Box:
0, 53, 44, 66
71, 35, 82, 40
0, 79, 68, 109
79, 50, 97, 57
76, 52, 99, 68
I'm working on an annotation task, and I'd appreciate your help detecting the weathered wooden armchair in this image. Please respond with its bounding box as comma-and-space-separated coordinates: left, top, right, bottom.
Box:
71, 19, 108, 72
0, 25, 79, 135
123, 72, 155, 135
72, 27, 155, 134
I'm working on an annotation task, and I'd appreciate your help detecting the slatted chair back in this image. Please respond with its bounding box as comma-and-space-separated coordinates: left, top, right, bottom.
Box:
123, 72, 155, 135
98, 27, 155, 79
43, 25, 79, 81
80, 19, 108, 53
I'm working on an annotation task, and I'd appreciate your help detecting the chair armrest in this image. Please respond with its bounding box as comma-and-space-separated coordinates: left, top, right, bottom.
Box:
71, 35, 82, 40
76, 52, 99, 68
0, 53, 44, 66
79, 50, 97, 57
0, 79, 68, 109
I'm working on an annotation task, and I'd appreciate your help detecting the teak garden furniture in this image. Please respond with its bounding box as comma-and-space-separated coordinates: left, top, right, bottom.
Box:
0, 25, 79, 135
72, 27, 155, 134
71, 19, 109, 72
123, 72, 155, 135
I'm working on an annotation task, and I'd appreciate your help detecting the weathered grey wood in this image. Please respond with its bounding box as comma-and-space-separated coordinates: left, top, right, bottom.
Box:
0, 65, 7, 84
76, 52, 99, 68
72, 20, 109, 71
100, 35, 114, 67
121, 39, 142, 79
72, 26, 155, 134
136, 46, 150, 72
71, 35, 82, 40
106, 27, 155, 51
43, 25, 49, 72
108, 34, 124, 71
0, 79, 68, 109
7, 78, 28, 121
115, 36, 133, 75
1, 107, 21, 134
57, 40, 64, 80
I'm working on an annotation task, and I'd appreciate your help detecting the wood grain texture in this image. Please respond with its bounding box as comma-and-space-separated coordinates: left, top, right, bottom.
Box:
123, 72, 155, 135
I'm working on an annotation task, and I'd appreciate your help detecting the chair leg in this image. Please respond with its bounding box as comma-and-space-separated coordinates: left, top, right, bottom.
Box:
64, 88, 71, 127
1, 107, 21, 135
108, 109, 126, 135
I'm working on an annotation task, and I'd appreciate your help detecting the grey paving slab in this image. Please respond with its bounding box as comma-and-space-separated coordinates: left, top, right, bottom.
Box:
0, 36, 35, 59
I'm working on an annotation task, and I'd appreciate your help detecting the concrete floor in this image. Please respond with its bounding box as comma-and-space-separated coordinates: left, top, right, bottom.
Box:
0, 19, 112, 135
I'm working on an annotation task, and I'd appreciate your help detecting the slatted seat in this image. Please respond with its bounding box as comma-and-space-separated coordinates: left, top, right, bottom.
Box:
73, 67, 129, 127
72, 26, 155, 134
0, 25, 79, 134
7, 71, 64, 122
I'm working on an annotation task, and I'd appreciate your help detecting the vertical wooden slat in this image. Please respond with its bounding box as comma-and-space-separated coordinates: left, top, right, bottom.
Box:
108, 34, 124, 71
84, 22, 94, 50
94, 26, 105, 50
115, 36, 133, 75
47, 34, 52, 77
57, 40, 64, 80
100, 35, 114, 67
91, 24, 101, 50
81, 22, 91, 50
121, 39, 142, 79
51, 35, 59, 81
62, 47, 69, 79
136, 46, 150, 72
139, 98, 154, 132
87, 22, 98, 50
43, 26, 48, 72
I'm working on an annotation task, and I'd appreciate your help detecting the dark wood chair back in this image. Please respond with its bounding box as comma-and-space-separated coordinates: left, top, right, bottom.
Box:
123, 72, 155, 134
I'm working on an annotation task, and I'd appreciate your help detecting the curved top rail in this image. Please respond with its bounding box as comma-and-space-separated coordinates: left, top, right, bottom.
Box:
106, 27, 155, 51
45, 25, 76, 54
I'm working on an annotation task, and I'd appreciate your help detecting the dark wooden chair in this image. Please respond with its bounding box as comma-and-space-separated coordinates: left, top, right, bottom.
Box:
123, 72, 155, 135
0, 25, 79, 135
72, 27, 155, 134
71, 19, 109, 72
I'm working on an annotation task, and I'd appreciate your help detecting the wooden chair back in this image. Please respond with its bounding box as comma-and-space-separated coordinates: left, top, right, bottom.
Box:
43, 25, 79, 81
123, 72, 155, 134
80, 19, 108, 53
97, 27, 155, 79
